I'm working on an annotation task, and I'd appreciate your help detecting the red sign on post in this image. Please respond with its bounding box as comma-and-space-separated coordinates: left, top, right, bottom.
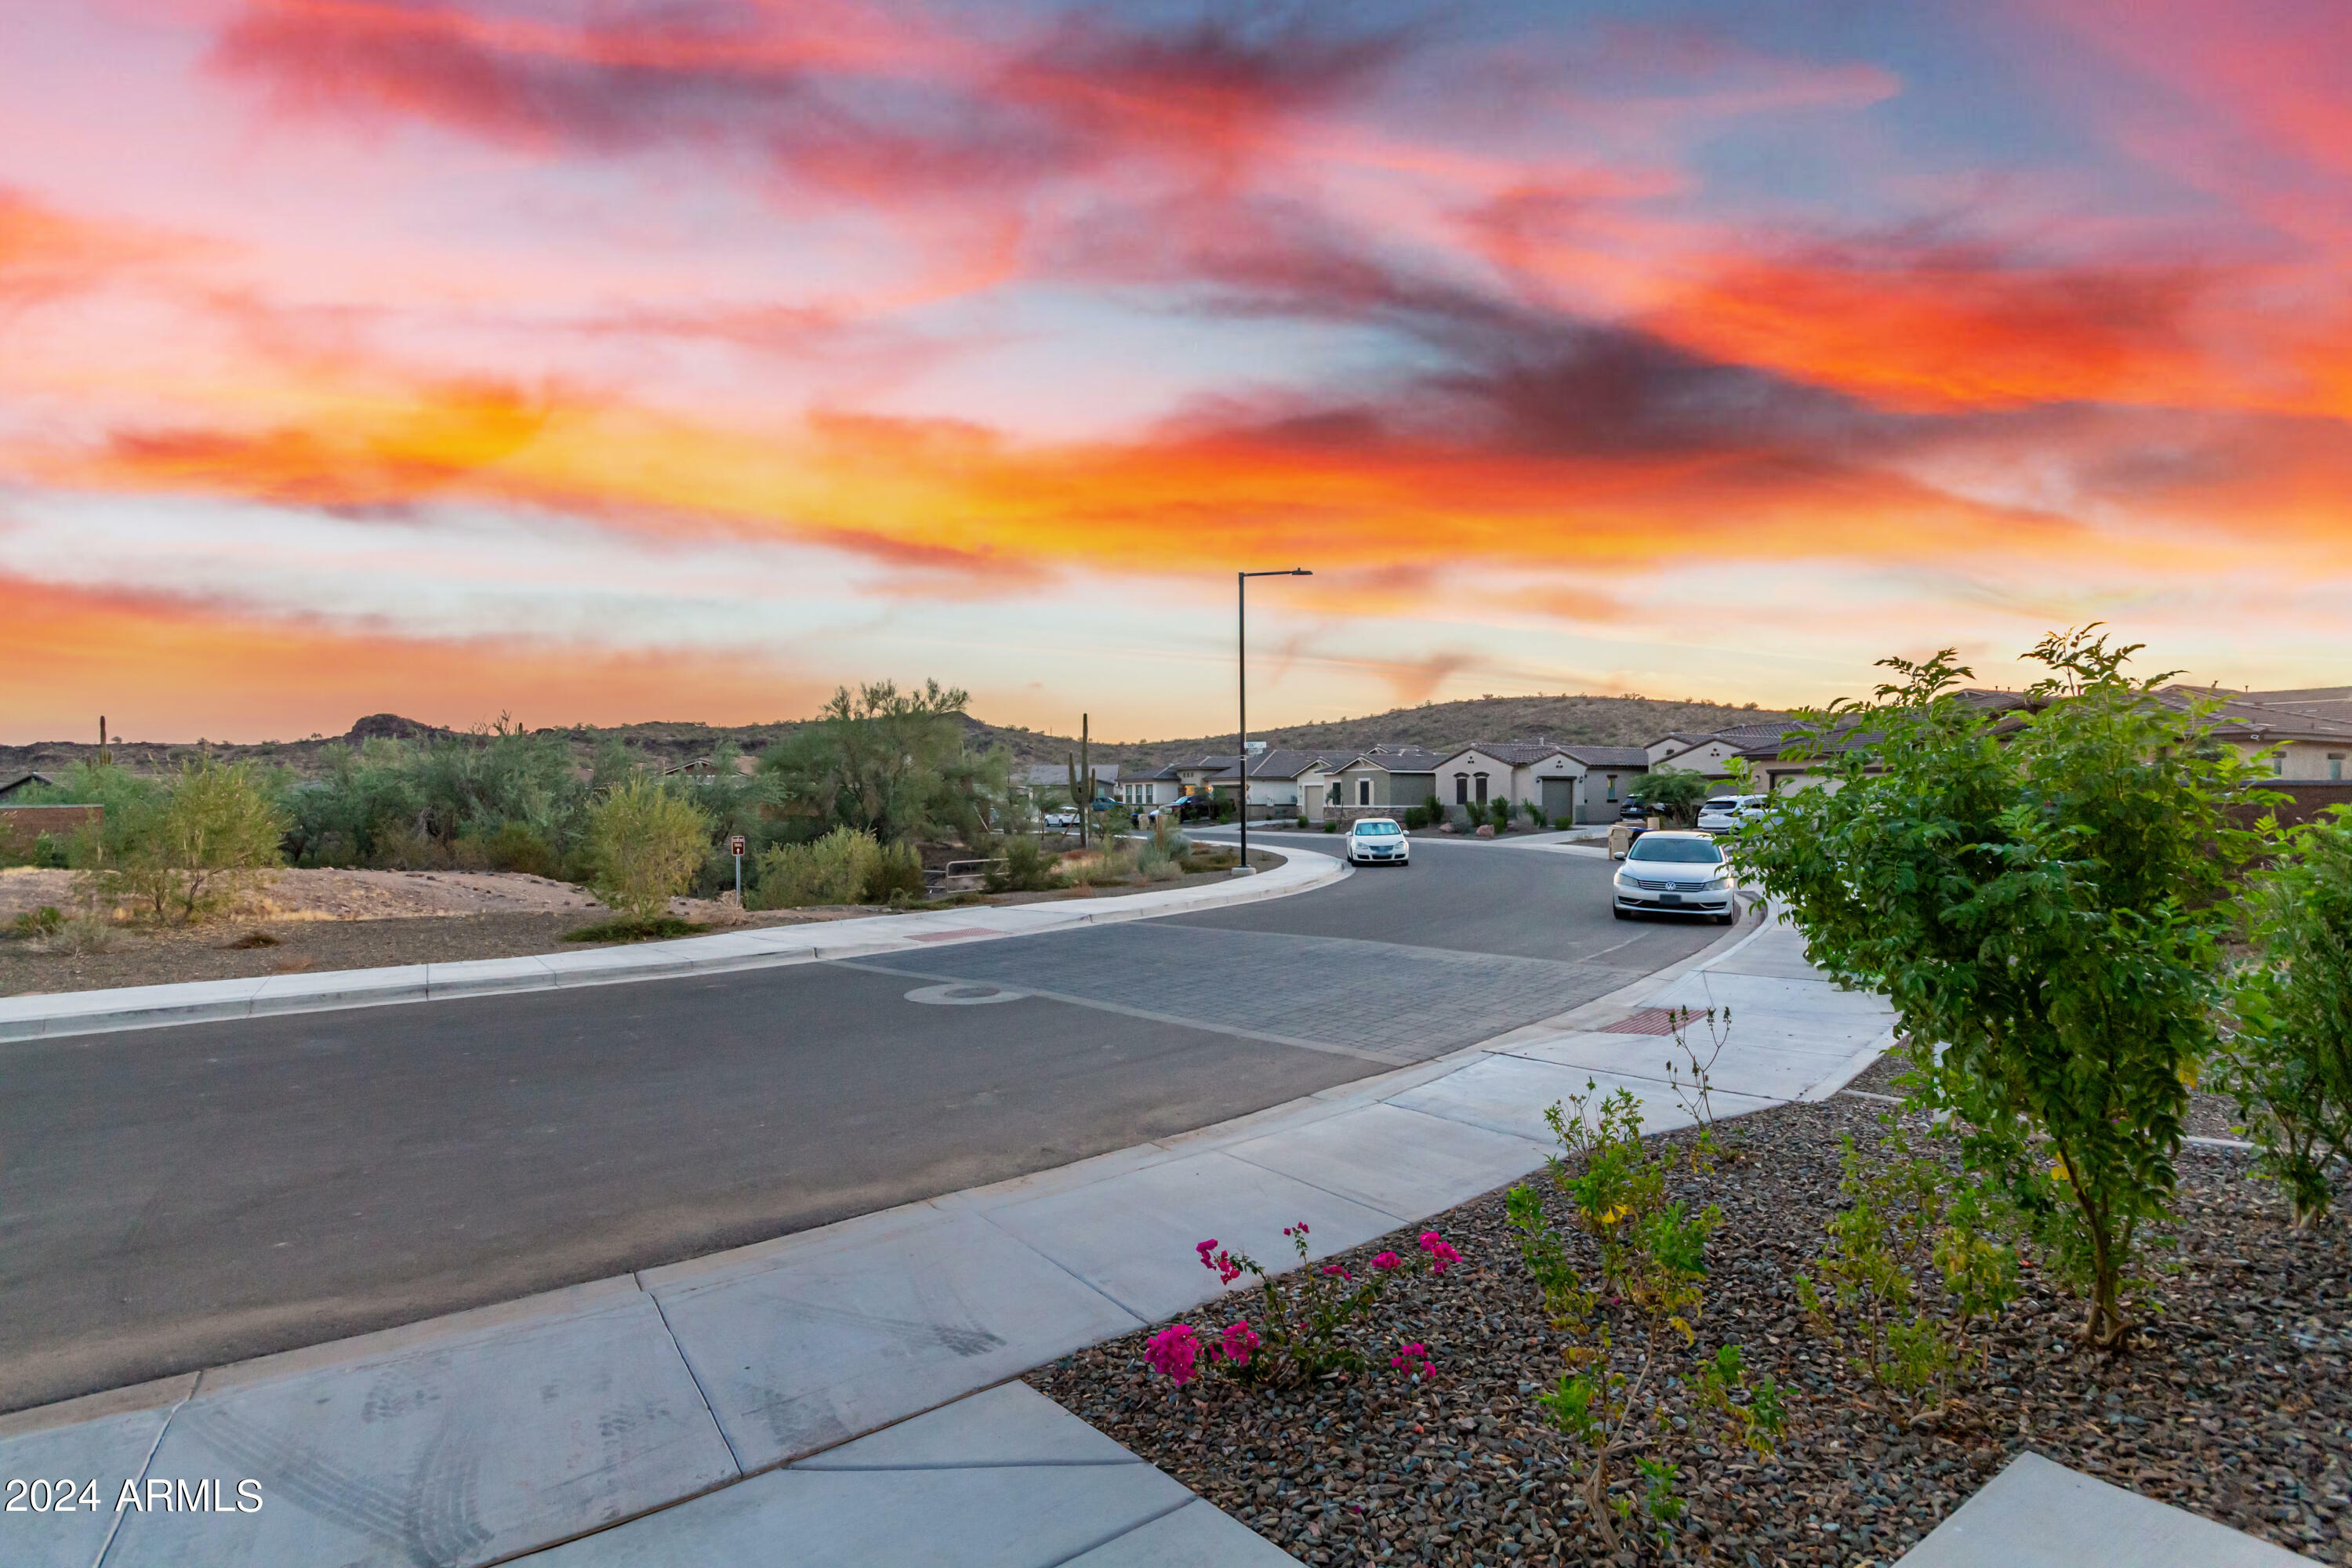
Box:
728, 834, 747, 858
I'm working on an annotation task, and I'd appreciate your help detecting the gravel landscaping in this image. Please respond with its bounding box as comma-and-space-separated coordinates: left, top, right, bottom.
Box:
1031, 1090, 2349, 1566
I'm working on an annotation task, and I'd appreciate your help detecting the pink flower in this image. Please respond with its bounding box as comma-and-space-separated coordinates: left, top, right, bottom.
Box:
1218, 1320, 1260, 1367
1145, 1324, 1203, 1385
1417, 1232, 1461, 1275
1370, 1251, 1403, 1272
1283, 1221, 1310, 1237
1321, 1264, 1352, 1281
1389, 1341, 1436, 1380
1196, 1239, 1218, 1264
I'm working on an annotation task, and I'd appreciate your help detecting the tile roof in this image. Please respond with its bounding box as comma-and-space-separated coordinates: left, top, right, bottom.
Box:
1557, 745, 1652, 768
1446, 742, 1572, 766
1342, 747, 1449, 770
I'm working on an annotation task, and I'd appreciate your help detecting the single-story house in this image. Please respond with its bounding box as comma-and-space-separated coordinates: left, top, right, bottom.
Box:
0, 771, 55, 801
1555, 746, 1653, 822
1735, 687, 2352, 793
1318, 746, 1448, 822
1022, 760, 1121, 806
1116, 760, 1201, 809
1430, 743, 1651, 823
1203, 749, 1362, 818
1646, 733, 1748, 777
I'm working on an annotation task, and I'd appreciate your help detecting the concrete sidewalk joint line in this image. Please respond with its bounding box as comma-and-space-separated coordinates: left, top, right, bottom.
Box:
0, 848, 1348, 1044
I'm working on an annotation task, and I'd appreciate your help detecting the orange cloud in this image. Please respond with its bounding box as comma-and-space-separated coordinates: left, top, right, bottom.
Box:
0, 574, 827, 742
1642, 245, 2234, 413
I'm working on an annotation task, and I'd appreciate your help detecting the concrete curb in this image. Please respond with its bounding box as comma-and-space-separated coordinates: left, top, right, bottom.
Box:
0, 847, 1348, 1045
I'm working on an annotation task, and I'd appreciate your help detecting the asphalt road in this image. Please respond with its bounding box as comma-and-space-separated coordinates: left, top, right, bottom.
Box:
0, 834, 1725, 1411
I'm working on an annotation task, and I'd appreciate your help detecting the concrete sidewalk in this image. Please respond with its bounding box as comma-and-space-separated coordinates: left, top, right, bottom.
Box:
1, 902, 1897, 1567
0, 846, 1346, 1044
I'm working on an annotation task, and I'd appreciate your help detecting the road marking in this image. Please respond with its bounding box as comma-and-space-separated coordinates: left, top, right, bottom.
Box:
836, 958, 1414, 1066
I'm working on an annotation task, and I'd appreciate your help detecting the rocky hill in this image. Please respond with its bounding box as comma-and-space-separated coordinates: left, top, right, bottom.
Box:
1108, 693, 1787, 768
1, 693, 1786, 782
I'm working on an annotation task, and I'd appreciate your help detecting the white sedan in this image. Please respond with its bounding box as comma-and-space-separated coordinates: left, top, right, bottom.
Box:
1611, 830, 1737, 923
1343, 818, 1411, 866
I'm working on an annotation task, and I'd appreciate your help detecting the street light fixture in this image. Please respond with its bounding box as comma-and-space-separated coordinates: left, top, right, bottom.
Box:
1237, 568, 1312, 875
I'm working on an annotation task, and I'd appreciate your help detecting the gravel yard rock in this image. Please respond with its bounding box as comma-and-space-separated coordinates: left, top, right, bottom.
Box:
1030, 1092, 2350, 1566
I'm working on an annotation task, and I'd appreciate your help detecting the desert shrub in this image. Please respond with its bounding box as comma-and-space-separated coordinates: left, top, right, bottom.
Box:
1062, 842, 1141, 887
1527, 803, 1550, 829
756, 826, 882, 907
282, 718, 601, 870
469, 819, 562, 877
2219, 806, 2352, 1226
9, 906, 66, 940
985, 834, 1063, 893
1794, 1126, 2020, 1420
564, 915, 707, 943
586, 779, 712, 922
1508, 1078, 1782, 1555
1135, 819, 1190, 880
1737, 630, 2274, 1347
34, 911, 117, 954
864, 837, 925, 903
96, 760, 289, 925
1488, 798, 1511, 831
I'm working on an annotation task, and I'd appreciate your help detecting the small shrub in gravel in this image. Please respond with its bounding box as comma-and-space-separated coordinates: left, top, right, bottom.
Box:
1031, 1093, 2351, 1566
1506, 1073, 1785, 1558
1145, 1222, 1463, 1390
1793, 1124, 2020, 1423
2220, 806, 2352, 1228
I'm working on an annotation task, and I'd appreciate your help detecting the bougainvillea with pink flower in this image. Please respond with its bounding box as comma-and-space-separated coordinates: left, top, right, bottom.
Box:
1147, 1219, 1463, 1388
1389, 1341, 1436, 1380
1144, 1323, 1202, 1385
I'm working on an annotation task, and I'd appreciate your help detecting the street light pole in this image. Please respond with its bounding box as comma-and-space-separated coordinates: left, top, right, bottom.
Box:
1237, 567, 1312, 874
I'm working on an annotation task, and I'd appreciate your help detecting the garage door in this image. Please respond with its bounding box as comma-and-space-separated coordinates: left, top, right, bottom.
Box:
1541, 775, 1574, 819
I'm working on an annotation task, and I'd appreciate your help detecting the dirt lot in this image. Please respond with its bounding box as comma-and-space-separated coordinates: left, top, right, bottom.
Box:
0, 849, 1273, 997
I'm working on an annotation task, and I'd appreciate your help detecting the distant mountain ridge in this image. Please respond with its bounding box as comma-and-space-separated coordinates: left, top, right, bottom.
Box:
0, 693, 1788, 779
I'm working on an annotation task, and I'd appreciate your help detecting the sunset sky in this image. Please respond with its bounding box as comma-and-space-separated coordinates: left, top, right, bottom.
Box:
4, 0, 2347, 742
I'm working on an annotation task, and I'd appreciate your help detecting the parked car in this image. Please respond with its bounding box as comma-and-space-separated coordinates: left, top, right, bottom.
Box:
1040, 810, 1079, 831
1343, 817, 1410, 866
1695, 794, 1768, 834
1611, 830, 1737, 924
1175, 795, 1222, 822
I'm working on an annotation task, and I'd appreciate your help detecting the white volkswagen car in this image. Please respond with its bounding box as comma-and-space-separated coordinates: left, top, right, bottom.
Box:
1343, 818, 1410, 866
1611, 830, 1737, 922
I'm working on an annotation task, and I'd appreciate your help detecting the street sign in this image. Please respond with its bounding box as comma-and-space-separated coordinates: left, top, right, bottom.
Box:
728, 834, 747, 857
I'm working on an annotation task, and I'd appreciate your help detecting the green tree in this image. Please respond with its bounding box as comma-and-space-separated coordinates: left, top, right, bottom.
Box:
759, 680, 1006, 846
1735, 630, 2274, 1348
2220, 807, 2352, 1226
99, 760, 289, 924
586, 779, 712, 924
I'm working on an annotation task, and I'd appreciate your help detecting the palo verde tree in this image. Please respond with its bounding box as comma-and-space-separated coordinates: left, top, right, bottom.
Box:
1735, 629, 2275, 1349
759, 679, 1007, 847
